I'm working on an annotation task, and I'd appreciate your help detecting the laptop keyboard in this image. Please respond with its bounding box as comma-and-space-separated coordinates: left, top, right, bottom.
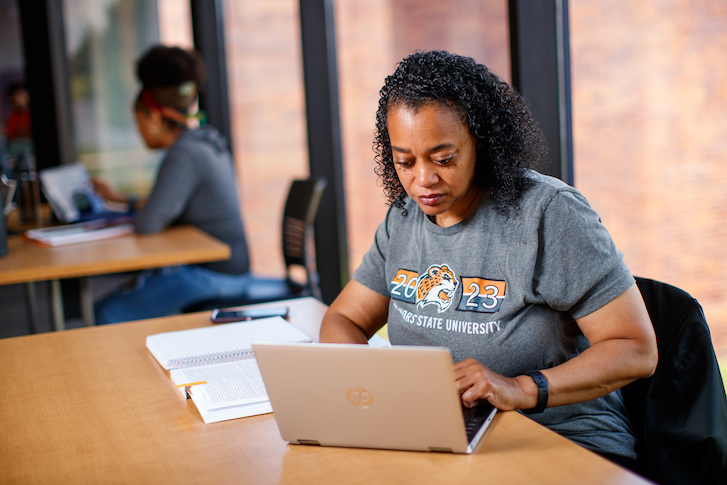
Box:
464, 417, 486, 443
462, 403, 495, 443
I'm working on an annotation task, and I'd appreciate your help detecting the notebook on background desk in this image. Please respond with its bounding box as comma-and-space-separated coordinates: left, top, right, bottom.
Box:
252, 342, 497, 454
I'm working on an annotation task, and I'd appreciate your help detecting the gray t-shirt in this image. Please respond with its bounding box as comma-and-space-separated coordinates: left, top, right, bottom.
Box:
134, 127, 250, 275
353, 171, 637, 459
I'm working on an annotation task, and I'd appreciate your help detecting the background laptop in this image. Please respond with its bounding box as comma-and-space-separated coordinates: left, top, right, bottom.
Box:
252, 342, 497, 454
39, 163, 131, 223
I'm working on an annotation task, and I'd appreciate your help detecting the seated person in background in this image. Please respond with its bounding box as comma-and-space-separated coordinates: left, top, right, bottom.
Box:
320, 51, 658, 469
5, 82, 33, 157
94, 45, 276, 324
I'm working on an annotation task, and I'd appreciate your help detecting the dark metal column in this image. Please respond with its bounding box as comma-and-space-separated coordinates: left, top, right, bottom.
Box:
299, 0, 349, 304
18, 0, 75, 170
190, 0, 233, 152
509, 0, 573, 184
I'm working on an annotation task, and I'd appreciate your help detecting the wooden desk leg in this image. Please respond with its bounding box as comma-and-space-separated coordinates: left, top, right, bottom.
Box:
80, 276, 95, 326
24, 282, 38, 334
50, 279, 65, 331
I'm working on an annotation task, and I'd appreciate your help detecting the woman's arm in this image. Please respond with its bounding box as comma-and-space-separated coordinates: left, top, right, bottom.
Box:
320, 279, 390, 344
455, 283, 658, 410
133, 150, 198, 234
92, 177, 127, 204
92, 178, 146, 211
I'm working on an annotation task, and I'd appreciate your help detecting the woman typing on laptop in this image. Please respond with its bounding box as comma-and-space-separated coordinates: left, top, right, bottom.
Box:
320, 51, 657, 469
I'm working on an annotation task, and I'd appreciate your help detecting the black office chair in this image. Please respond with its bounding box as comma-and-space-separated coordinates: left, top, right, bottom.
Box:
621, 277, 727, 484
183, 176, 327, 312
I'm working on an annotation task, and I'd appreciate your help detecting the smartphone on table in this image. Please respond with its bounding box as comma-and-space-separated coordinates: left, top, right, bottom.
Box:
210, 306, 289, 324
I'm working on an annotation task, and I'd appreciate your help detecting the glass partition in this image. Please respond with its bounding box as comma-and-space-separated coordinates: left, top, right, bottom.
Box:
63, 0, 192, 197
335, 0, 511, 273
222, 0, 308, 277
0, 0, 27, 156
570, 0, 727, 361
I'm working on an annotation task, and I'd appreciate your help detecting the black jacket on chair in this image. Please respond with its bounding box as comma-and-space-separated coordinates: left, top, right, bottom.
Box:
622, 277, 727, 484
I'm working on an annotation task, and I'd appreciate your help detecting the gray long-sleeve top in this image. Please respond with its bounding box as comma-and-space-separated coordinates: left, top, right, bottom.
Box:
134, 126, 250, 275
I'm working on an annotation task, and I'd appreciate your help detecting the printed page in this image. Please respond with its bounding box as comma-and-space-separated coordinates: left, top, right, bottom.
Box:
170, 359, 271, 423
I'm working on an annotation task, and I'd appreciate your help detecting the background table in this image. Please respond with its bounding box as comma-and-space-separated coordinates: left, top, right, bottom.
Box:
0, 225, 230, 329
0, 300, 651, 485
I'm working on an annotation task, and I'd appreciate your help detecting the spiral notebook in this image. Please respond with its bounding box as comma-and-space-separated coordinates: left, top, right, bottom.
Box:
146, 316, 312, 423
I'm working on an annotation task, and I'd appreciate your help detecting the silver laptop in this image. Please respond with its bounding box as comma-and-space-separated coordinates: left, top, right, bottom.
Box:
252, 342, 497, 454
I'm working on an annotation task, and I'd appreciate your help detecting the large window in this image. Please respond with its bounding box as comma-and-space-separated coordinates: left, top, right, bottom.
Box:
0, 0, 25, 153
222, 0, 309, 278
63, 0, 307, 280
335, 0, 511, 273
570, 0, 727, 361
64, 0, 192, 196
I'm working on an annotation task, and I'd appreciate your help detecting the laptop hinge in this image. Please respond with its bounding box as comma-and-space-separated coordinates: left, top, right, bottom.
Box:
428, 447, 453, 453
296, 440, 321, 446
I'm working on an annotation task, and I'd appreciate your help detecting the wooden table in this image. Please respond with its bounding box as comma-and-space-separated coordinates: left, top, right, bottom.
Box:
0, 225, 230, 329
0, 302, 652, 485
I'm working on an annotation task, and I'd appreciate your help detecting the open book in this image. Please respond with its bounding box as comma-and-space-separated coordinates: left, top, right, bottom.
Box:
146, 316, 312, 423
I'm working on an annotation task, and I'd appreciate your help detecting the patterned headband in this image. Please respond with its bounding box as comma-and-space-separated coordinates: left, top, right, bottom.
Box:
139, 88, 206, 129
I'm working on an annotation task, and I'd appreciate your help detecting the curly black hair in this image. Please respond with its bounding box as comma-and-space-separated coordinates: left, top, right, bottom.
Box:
134, 45, 205, 114
374, 50, 548, 215
136, 45, 205, 90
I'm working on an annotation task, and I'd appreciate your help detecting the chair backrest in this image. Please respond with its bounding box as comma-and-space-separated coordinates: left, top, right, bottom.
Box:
281, 176, 327, 299
623, 277, 727, 484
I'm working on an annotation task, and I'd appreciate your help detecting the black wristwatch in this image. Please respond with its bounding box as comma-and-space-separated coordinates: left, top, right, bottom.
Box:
522, 370, 549, 415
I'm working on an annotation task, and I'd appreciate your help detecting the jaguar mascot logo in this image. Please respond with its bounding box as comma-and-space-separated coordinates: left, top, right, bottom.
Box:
416, 264, 458, 313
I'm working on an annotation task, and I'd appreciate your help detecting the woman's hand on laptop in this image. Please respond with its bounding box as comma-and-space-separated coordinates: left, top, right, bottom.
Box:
91, 177, 147, 210
92, 177, 128, 204
454, 359, 539, 411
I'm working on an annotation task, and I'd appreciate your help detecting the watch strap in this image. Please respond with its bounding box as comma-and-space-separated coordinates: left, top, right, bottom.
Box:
522, 370, 549, 414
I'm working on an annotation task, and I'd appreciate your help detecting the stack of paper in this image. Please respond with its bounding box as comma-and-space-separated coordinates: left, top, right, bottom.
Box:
23, 218, 133, 247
